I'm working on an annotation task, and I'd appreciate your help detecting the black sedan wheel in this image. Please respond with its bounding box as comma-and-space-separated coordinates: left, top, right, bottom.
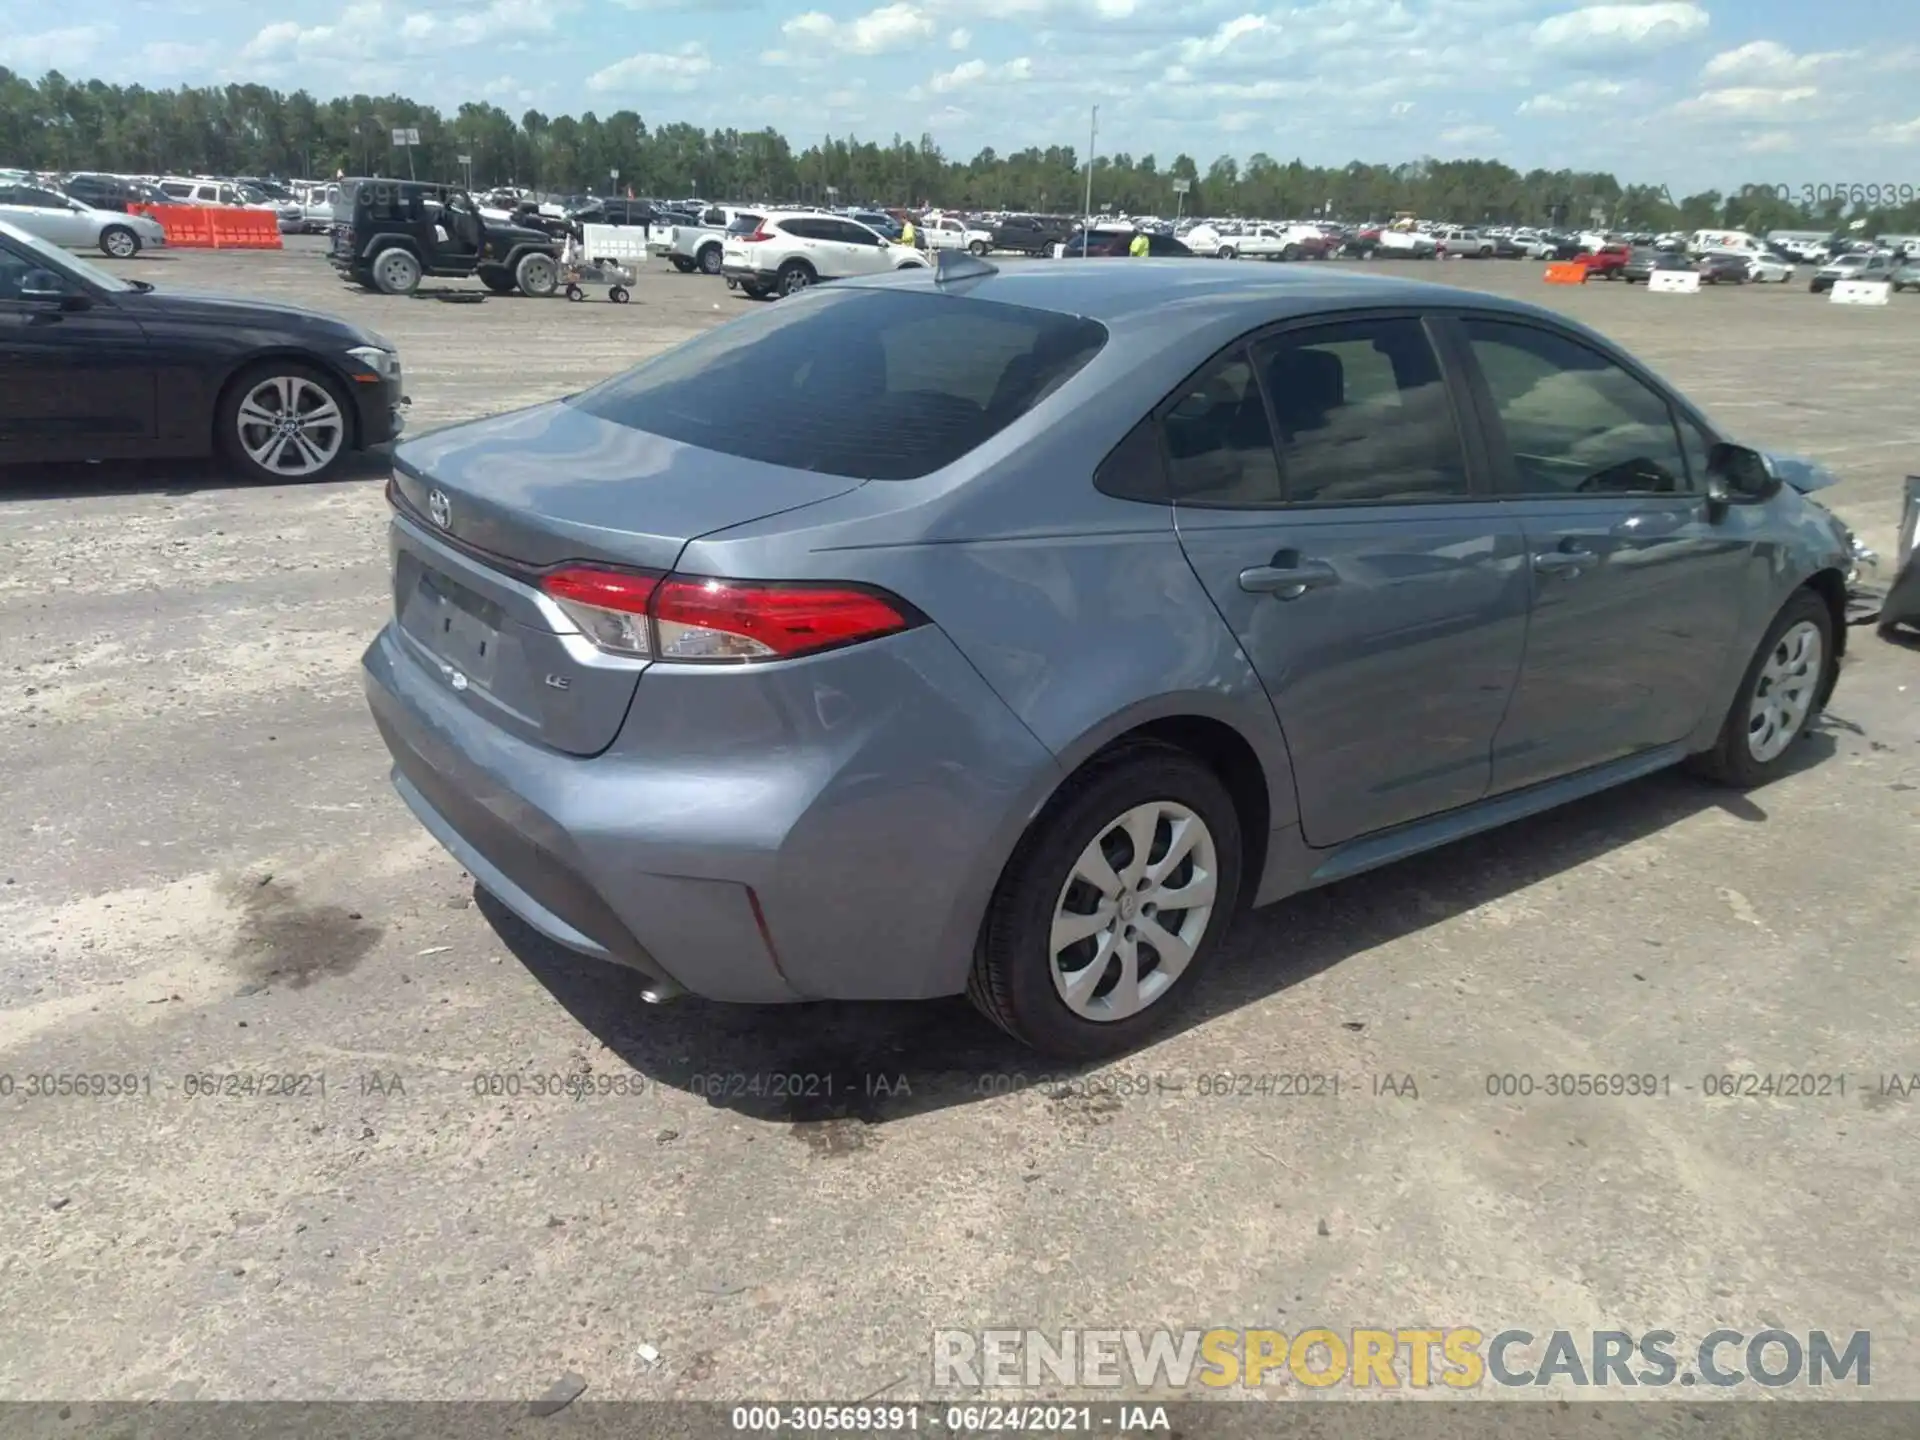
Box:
218, 364, 352, 484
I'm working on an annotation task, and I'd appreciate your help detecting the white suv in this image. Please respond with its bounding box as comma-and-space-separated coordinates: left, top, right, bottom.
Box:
722, 211, 928, 299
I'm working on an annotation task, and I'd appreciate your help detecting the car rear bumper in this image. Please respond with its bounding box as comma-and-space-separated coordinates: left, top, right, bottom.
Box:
722, 264, 777, 286
361, 615, 1058, 1005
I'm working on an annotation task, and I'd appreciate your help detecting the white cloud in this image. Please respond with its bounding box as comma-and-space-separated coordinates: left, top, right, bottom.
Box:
948, 26, 971, 48
587, 42, 713, 92
1672, 85, 1819, 119
1438, 123, 1502, 145
1871, 115, 1920, 144
927, 55, 1033, 91
1517, 77, 1628, 114
781, 2, 936, 54
1700, 39, 1850, 83
0, 23, 114, 71
1532, 3, 1708, 59
240, 0, 560, 63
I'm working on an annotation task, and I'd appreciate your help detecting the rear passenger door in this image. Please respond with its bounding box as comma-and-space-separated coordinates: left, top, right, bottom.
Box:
1449, 314, 1751, 793
819, 219, 891, 277
1171, 313, 1531, 847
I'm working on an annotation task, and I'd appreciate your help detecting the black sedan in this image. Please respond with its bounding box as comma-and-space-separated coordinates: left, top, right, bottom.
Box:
0, 218, 406, 482
1696, 252, 1751, 284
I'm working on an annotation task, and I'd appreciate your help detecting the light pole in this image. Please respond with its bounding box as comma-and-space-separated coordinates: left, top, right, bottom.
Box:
1082, 104, 1098, 257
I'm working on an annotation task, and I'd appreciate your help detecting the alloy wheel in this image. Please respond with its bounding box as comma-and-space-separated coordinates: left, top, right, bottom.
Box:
1049, 801, 1219, 1022
235, 376, 345, 478
1747, 620, 1823, 763
104, 228, 138, 258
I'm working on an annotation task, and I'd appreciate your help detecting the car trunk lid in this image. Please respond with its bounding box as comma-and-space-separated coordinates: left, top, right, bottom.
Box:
387, 401, 866, 755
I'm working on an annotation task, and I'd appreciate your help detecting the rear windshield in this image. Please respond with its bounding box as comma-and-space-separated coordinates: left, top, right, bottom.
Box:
569, 287, 1108, 481
724, 214, 764, 236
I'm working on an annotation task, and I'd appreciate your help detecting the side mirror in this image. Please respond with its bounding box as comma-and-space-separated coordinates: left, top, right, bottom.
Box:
20, 270, 80, 307
1705, 442, 1781, 513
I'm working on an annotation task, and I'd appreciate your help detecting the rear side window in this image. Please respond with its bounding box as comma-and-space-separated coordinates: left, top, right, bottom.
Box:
1158, 353, 1283, 505
1251, 317, 1470, 504
570, 288, 1107, 481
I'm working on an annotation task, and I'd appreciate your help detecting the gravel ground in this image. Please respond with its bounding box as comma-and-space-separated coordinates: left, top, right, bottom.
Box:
1, 238, 1916, 1405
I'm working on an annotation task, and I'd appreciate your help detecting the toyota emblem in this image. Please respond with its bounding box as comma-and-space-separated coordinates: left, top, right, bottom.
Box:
427, 488, 452, 529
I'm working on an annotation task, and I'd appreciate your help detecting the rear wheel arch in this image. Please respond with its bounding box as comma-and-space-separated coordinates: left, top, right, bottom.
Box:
1012, 713, 1278, 917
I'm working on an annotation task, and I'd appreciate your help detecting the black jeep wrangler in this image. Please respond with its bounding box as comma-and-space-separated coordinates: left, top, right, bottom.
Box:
330, 179, 564, 297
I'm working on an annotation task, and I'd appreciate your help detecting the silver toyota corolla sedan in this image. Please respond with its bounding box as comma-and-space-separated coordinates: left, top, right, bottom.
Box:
363, 259, 1853, 1056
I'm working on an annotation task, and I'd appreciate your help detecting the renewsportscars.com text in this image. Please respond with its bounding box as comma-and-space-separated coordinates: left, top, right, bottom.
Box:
932, 1327, 1870, 1390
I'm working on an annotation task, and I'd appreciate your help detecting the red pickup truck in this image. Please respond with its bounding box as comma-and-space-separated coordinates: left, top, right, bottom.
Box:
1574, 244, 1632, 279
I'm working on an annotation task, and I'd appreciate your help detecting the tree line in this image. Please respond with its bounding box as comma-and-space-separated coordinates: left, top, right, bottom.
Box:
6, 68, 1917, 235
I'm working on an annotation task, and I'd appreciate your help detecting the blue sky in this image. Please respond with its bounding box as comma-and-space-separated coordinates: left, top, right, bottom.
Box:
3, 0, 1917, 193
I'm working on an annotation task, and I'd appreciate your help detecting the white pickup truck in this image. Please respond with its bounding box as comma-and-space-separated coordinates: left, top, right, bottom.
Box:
666, 206, 764, 275
1223, 223, 1327, 260
1375, 226, 1439, 257
916, 215, 995, 253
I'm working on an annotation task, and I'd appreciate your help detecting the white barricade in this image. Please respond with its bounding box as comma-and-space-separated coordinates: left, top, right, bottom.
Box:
1648, 270, 1701, 293
580, 223, 649, 266
1831, 280, 1891, 306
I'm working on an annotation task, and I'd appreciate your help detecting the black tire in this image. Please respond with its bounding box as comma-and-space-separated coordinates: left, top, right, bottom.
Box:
215, 361, 354, 485
1687, 589, 1834, 787
670, 257, 695, 273
698, 243, 723, 275
610, 286, 629, 304
777, 260, 815, 297
370, 246, 422, 296
478, 269, 517, 295
967, 743, 1243, 1058
739, 283, 771, 301
1219, 246, 1237, 260
1281, 245, 1301, 261
514, 250, 558, 297
968, 240, 989, 257
100, 225, 140, 259
565, 284, 584, 302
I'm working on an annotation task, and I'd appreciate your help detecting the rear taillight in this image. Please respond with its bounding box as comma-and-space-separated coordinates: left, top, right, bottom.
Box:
539, 567, 912, 663
543, 566, 660, 657
742, 228, 774, 243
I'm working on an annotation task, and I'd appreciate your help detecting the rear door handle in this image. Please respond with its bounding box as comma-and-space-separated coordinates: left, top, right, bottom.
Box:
1239, 554, 1340, 598
1532, 546, 1596, 575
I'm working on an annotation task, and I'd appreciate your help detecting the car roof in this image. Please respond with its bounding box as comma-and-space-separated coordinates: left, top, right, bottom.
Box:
841, 259, 1551, 337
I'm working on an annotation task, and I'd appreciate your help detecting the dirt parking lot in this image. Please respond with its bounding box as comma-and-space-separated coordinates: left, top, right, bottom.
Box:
2, 239, 1917, 1403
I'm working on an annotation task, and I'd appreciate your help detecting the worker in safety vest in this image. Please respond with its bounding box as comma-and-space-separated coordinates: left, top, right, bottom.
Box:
1129, 231, 1150, 257
900, 217, 917, 249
